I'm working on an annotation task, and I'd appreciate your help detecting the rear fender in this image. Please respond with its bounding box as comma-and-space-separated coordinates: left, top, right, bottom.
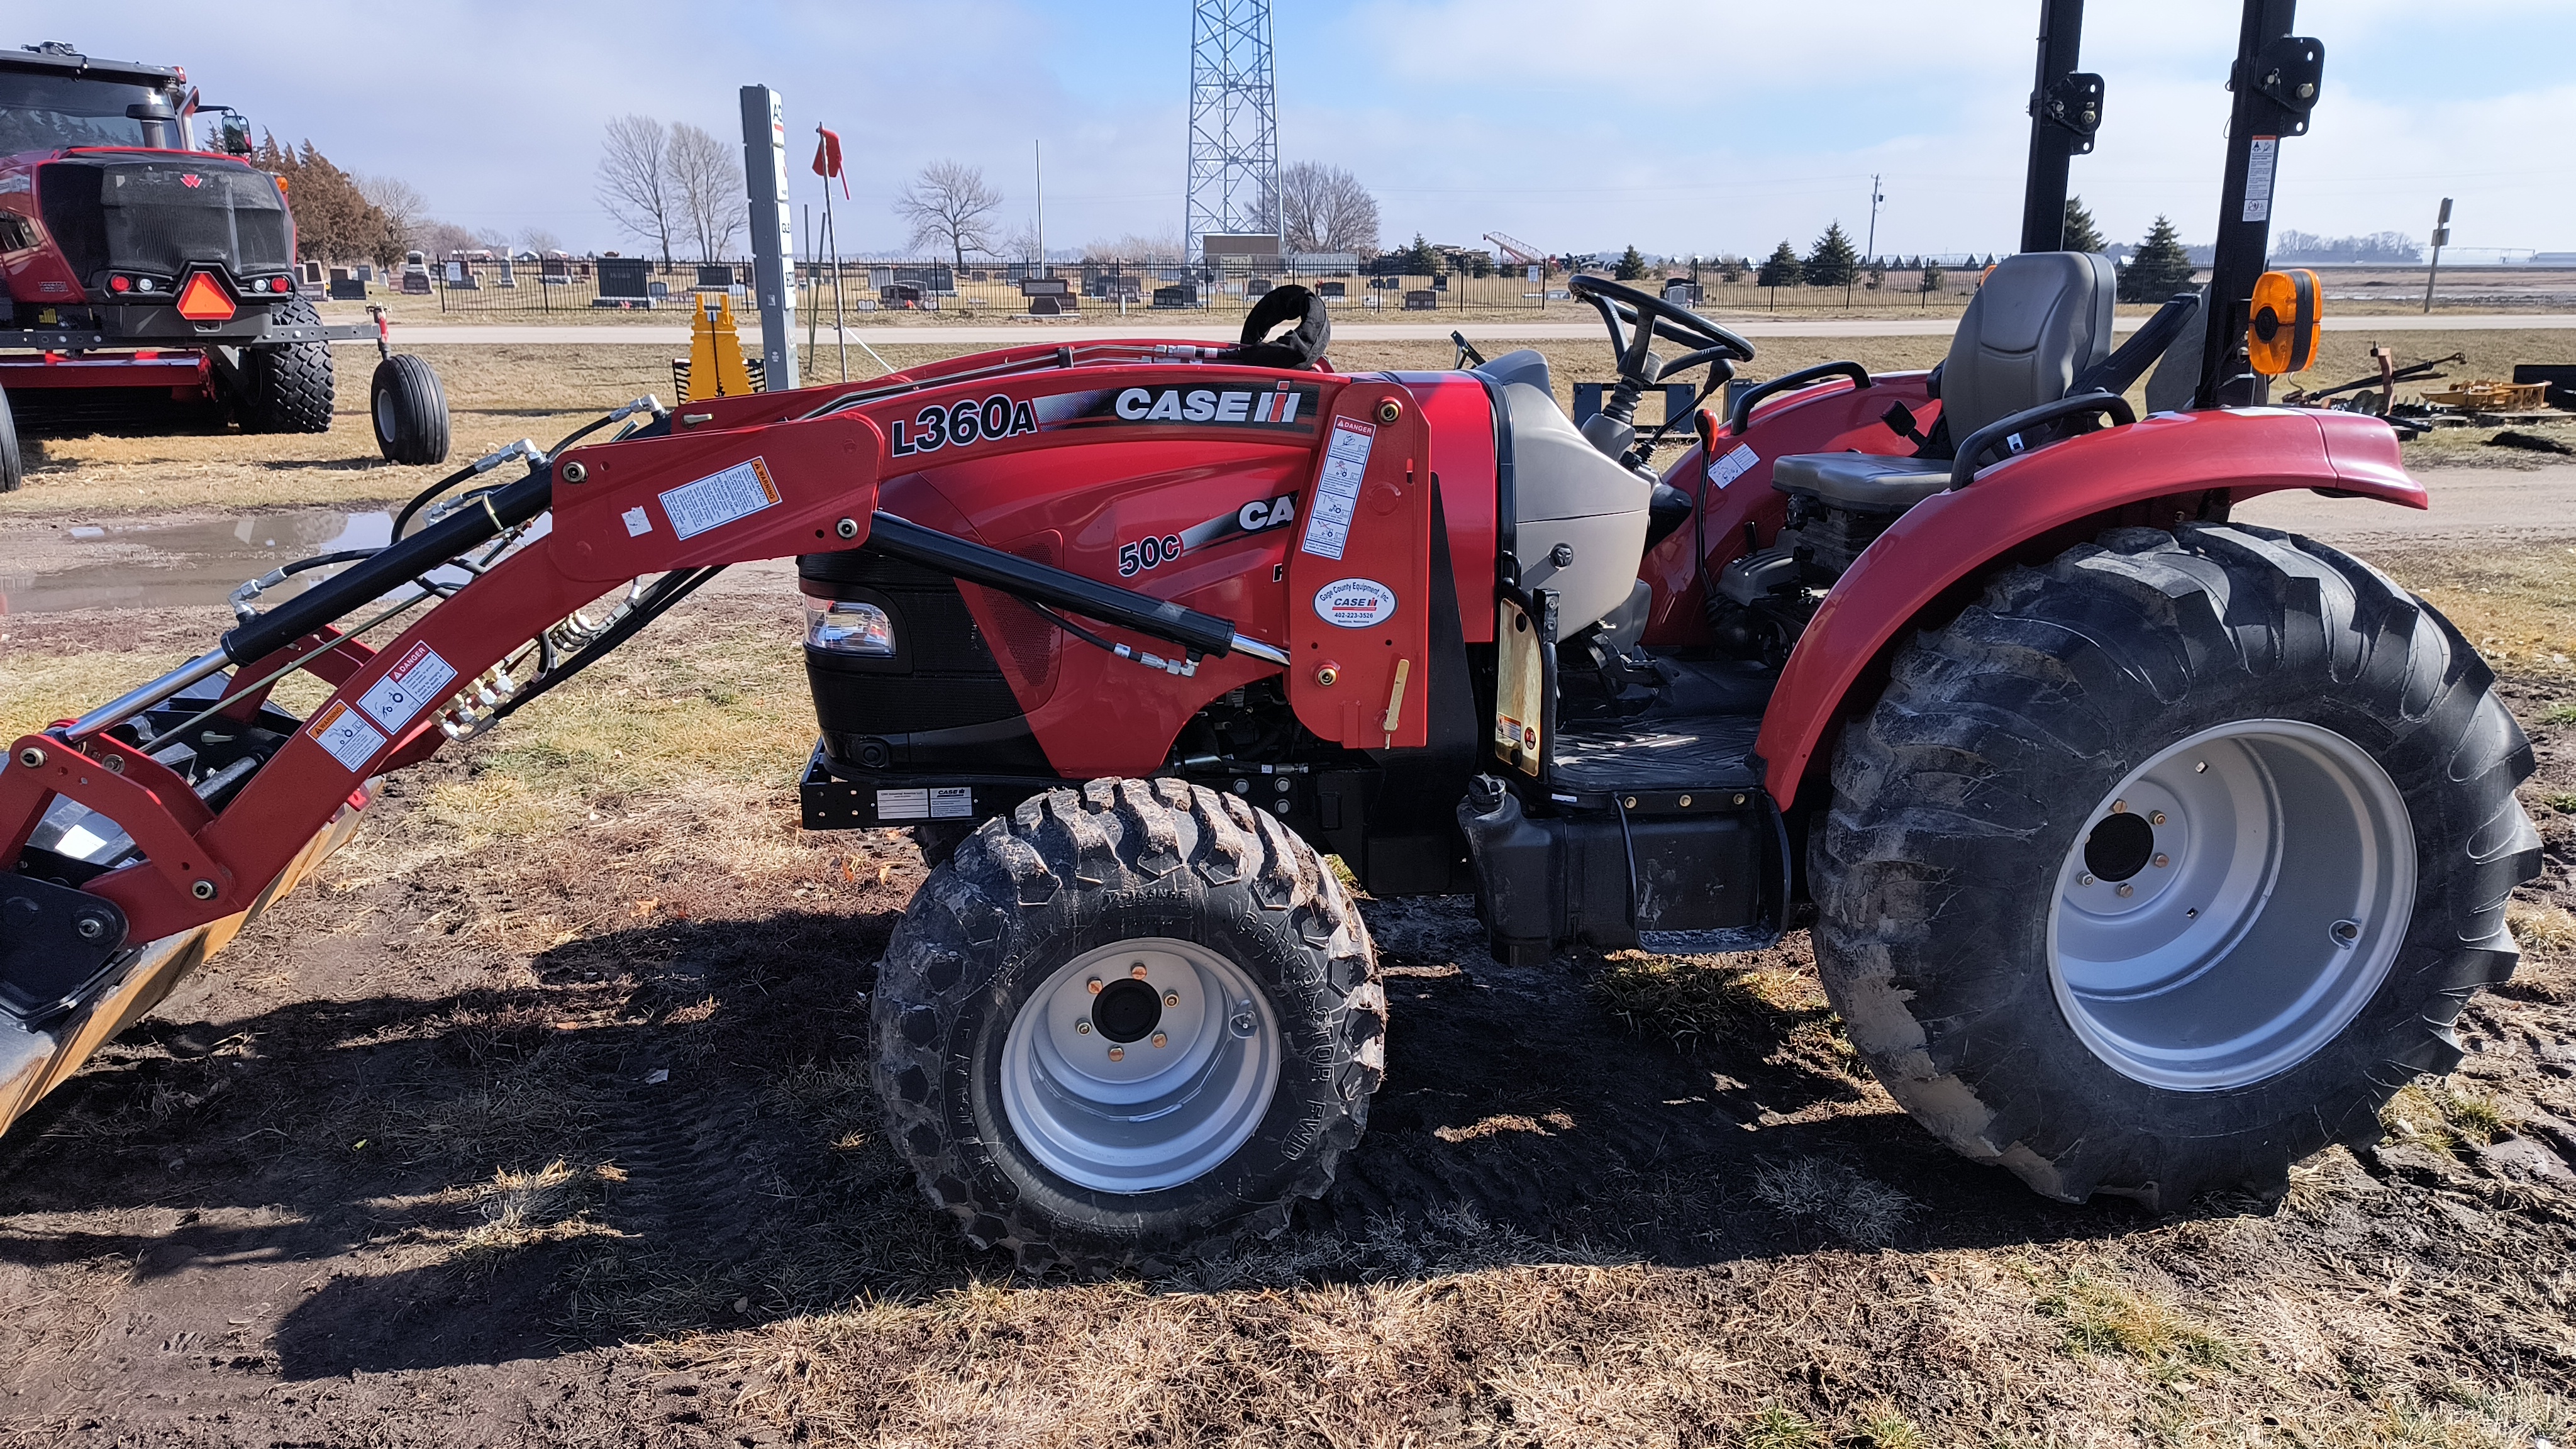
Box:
1756, 408, 2426, 806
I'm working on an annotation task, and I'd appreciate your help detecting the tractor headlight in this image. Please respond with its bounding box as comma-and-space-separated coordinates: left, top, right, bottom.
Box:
805, 596, 896, 656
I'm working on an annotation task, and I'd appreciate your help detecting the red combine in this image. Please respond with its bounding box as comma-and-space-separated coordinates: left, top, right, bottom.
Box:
0, 0, 2538, 1272
0, 40, 447, 491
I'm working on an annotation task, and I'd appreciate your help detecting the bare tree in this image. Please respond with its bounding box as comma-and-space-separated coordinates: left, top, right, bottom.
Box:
519, 226, 565, 255
356, 174, 429, 253
1264, 162, 1379, 255
596, 114, 675, 268
669, 122, 745, 264
1082, 231, 1185, 263
895, 161, 1002, 267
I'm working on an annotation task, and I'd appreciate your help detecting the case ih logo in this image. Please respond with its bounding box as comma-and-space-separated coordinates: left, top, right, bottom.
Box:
180, 174, 203, 188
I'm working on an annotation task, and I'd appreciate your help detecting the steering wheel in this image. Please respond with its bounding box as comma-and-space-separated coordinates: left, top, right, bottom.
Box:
1566, 273, 1757, 431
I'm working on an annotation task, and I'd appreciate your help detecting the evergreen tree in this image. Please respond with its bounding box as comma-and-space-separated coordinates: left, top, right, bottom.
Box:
1803, 221, 1858, 289
1918, 258, 1945, 292
2063, 196, 2107, 254
1757, 240, 1801, 289
1613, 244, 1646, 280
255, 132, 396, 264
1867, 258, 1887, 290
2120, 214, 2197, 302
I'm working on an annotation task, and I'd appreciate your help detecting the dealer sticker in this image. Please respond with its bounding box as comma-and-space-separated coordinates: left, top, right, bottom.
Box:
356, 642, 458, 733
1300, 418, 1376, 561
1313, 577, 1396, 628
306, 700, 387, 773
1706, 442, 1760, 488
659, 457, 780, 540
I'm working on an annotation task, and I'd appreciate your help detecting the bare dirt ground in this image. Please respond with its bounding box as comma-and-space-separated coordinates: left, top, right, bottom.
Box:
1, 349, 2574, 1445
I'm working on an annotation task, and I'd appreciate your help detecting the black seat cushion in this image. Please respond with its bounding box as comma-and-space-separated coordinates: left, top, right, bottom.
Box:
1769, 453, 1950, 514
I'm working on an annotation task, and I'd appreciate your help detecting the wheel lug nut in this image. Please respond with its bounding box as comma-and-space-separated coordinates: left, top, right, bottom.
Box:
2111, 799, 2126, 813
2153, 853, 2170, 868
2079, 873, 2096, 887
2150, 811, 2167, 826
1075, 1020, 1091, 1034
1129, 963, 1150, 979
1107, 1046, 1125, 1062
2117, 884, 2134, 897
1163, 991, 1179, 1007
1086, 978, 1102, 994
1151, 1032, 1167, 1048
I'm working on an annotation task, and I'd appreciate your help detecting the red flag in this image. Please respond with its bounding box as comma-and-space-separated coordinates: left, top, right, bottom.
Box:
812, 126, 848, 199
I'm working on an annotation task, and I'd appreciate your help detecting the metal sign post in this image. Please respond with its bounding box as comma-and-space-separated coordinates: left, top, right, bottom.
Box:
2421, 197, 2452, 315
738, 85, 799, 392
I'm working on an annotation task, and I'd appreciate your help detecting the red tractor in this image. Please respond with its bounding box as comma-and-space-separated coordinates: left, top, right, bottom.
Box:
0, 40, 448, 491
0, 0, 2538, 1273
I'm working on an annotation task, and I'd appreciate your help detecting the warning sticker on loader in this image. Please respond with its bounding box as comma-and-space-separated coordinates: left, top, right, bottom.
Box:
307, 700, 387, 773
660, 457, 780, 540
1300, 418, 1375, 561
356, 642, 458, 733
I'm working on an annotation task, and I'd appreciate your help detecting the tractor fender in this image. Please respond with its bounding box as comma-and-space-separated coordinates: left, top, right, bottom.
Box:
1756, 407, 2425, 806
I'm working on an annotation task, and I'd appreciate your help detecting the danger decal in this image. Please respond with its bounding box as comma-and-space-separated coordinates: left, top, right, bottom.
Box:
660, 457, 780, 540
355, 642, 458, 733
1299, 418, 1375, 561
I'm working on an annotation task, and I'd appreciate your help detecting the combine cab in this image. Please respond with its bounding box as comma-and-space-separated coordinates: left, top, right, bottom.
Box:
0, 41, 447, 491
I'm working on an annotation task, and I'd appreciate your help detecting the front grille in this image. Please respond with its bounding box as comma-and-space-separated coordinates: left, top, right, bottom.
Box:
38, 158, 291, 288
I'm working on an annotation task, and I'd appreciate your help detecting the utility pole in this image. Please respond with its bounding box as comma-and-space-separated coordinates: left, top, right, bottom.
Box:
1864, 174, 1884, 272
2421, 197, 2451, 314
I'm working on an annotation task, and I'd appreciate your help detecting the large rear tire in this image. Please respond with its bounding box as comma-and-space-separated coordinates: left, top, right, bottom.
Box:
1812, 523, 2540, 1209
235, 297, 335, 434
874, 779, 1384, 1272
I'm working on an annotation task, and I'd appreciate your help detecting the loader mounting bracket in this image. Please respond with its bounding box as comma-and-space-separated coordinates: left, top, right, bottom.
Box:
0, 873, 131, 1021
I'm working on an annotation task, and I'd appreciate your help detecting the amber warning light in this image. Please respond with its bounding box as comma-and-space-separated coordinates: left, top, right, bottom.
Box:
173, 271, 236, 323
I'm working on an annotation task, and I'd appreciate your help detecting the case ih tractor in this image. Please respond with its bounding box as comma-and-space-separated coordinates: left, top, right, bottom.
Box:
0, 41, 448, 492
0, 0, 2540, 1273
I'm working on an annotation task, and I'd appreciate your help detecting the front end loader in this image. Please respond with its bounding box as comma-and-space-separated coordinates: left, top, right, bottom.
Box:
0, 0, 2539, 1272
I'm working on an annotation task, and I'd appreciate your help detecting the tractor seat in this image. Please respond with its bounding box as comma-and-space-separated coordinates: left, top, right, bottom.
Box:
1768, 453, 1950, 514
1770, 251, 2118, 513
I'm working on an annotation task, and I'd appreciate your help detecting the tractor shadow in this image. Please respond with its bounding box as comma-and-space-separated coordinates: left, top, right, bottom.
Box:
0, 901, 2160, 1380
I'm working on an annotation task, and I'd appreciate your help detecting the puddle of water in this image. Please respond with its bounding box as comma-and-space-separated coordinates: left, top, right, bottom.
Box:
1, 509, 547, 615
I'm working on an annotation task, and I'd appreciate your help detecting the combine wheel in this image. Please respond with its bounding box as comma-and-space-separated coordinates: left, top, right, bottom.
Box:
370, 353, 450, 465
0, 385, 19, 492
1812, 523, 2539, 1209
235, 297, 336, 434
874, 779, 1384, 1273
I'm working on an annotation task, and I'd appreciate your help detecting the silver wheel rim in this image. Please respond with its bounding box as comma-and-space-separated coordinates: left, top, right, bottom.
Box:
999, 937, 1280, 1192
2046, 719, 2414, 1091
374, 388, 397, 440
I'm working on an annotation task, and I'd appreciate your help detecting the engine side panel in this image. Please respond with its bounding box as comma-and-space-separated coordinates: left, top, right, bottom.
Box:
1755, 408, 2428, 806
1639, 373, 1936, 645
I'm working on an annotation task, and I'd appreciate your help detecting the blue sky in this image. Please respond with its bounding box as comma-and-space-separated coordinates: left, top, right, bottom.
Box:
60, 0, 2576, 260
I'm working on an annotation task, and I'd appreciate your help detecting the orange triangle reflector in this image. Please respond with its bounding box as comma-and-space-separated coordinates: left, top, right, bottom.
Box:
174, 271, 235, 322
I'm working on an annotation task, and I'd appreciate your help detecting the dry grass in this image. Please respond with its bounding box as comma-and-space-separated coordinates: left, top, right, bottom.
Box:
2379, 1081, 2513, 1157
2511, 899, 2576, 957
2375, 543, 2576, 686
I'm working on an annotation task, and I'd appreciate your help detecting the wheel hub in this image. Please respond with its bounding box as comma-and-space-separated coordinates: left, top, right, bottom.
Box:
999, 938, 1280, 1192
2047, 719, 2414, 1091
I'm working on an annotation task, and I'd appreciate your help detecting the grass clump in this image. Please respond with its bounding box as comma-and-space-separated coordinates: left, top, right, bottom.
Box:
2382, 1080, 2513, 1155
1853, 1407, 1926, 1448
2509, 898, 2576, 955
1592, 953, 1823, 1052
1742, 1402, 1824, 1449
2035, 1270, 2233, 1379
1751, 1158, 1916, 1247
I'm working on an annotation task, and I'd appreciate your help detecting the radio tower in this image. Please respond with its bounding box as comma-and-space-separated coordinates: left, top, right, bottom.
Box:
1185, 0, 1279, 263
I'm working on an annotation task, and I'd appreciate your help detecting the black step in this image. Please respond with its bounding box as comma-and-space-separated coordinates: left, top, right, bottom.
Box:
1550, 711, 1763, 806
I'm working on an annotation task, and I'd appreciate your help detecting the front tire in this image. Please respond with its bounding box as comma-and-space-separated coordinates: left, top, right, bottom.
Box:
874, 779, 1384, 1272
235, 297, 335, 434
1812, 524, 2540, 1209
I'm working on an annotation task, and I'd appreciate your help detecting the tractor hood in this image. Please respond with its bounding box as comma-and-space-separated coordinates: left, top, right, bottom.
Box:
33, 153, 292, 299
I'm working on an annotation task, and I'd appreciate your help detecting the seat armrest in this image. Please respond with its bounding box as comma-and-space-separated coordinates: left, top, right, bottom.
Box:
1948, 391, 2136, 491
1726, 360, 1872, 435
